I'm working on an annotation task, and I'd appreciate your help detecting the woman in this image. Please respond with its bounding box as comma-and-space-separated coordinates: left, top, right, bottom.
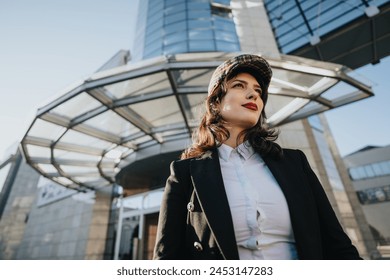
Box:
153, 54, 361, 260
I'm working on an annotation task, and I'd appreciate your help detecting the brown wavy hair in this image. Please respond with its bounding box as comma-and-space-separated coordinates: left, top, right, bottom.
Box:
181, 67, 283, 160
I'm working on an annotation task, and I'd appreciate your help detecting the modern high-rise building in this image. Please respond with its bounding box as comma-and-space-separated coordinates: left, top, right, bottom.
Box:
344, 145, 390, 259
1, 0, 389, 259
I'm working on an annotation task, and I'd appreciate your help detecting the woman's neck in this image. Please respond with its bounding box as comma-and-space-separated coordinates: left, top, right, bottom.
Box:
223, 127, 245, 148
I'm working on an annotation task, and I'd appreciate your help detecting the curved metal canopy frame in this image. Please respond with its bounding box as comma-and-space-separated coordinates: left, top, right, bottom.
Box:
20, 52, 373, 191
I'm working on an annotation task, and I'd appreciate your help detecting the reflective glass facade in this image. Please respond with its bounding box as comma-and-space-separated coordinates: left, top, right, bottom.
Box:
133, 0, 240, 61
309, 115, 345, 191
349, 160, 390, 180
264, 0, 390, 53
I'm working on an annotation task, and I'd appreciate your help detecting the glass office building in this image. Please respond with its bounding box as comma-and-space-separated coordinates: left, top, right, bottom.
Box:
1, 0, 388, 259
133, 0, 239, 61
344, 145, 390, 259
264, 0, 390, 69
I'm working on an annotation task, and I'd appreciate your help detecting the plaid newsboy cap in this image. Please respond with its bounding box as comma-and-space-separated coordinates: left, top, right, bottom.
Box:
207, 54, 272, 97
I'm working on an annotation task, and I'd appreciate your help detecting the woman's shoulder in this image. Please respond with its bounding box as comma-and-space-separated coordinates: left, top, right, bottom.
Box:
175, 150, 214, 163
276, 148, 307, 162
281, 148, 305, 155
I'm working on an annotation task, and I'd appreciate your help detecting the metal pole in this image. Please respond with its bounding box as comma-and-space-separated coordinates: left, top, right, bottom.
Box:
113, 194, 124, 260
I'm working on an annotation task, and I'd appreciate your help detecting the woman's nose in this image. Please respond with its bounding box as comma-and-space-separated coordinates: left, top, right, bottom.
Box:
246, 89, 257, 100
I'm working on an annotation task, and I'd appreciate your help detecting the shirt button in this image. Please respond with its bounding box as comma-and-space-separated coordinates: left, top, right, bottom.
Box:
187, 202, 194, 212
194, 242, 203, 251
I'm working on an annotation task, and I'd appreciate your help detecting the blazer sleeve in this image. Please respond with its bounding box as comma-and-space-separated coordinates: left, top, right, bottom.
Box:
298, 150, 362, 259
153, 160, 188, 259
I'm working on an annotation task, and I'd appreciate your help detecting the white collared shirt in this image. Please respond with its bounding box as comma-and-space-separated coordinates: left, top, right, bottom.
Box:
218, 142, 298, 260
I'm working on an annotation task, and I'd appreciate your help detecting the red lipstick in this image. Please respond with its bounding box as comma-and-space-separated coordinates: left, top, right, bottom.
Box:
242, 102, 258, 111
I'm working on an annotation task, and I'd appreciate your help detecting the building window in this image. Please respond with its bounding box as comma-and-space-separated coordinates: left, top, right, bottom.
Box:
211, 1, 233, 19
357, 185, 390, 205
349, 160, 390, 180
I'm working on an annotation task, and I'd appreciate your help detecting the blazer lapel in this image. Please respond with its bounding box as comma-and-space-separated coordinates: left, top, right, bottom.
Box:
190, 149, 239, 260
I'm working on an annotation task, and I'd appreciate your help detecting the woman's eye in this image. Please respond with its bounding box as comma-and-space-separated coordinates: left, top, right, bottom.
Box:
232, 83, 244, 88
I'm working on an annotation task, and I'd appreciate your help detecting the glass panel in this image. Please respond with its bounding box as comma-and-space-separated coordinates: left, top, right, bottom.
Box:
165, 2, 185, 14
59, 130, 113, 150
188, 10, 211, 19
372, 163, 384, 176
74, 177, 108, 186
188, 2, 210, 10
53, 177, 75, 186
25, 145, 51, 158
53, 150, 100, 162
264, 0, 389, 53
215, 40, 240, 52
28, 119, 66, 140
273, 68, 325, 89
164, 42, 188, 55
189, 40, 216, 51
179, 94, 207, 125
289, 101, 328, 120
164, 32, 187, 45
356, 166, 367, 180
379, 161, 390, 174
215, 31, 238, 42
129, 96, 184, 127
36, 164, 59, 174
146, 12, 163, 28
148, 0, 163, 14
146, 18, 164, 35
105, 71, 170, 99
101, 167, 116, 177
159, 127, 188, 137
174, 68, 214, 88
144, 47, 163, 60
50, 92, 101, 118
364, 165, 375, 178
145, 33, 163, 46
60, 165, 99, 175
82, 110, 139, 137
308, 115, 324, 132
188, 19, 213, 29
312, 129, 345, 190
165, 0, 183, 8
165, 20, 187, 34
133, 135, 153, 146
349, 168, 359, 180
104, 146, 129, 159
189, 30, 214, 40
321, 81, 356, 101
164, 11, 186, 25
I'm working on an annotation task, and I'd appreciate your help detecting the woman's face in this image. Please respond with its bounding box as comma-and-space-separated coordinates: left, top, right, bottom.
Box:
218, 72, 264, 132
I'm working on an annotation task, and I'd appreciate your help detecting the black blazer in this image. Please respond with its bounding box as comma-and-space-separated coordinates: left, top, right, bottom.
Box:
153, 148, 361, 260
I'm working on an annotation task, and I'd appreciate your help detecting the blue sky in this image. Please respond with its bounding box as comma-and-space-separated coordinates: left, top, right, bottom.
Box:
0, 0, 389, 162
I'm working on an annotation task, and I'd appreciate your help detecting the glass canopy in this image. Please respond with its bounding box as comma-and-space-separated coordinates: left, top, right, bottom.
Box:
264, 0, 389, 53
20, 52, 373, 191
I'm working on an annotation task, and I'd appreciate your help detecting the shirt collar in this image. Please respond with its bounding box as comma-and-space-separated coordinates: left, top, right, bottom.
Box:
218, 141, 256, 162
